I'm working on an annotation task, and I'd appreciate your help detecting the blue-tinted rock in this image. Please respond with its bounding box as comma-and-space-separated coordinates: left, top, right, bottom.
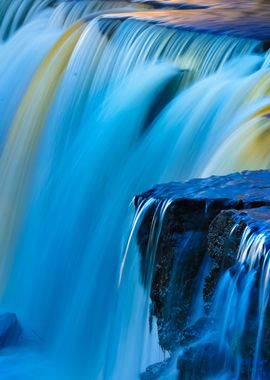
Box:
177, 339, 236, 380
0, 313, 22, 349
136, 170, 270, 351
206, 206, 270, 305
207, 206, 270, 361
136, 170, 270, 380
140, 359, 171, 380
135, 170, 270, 208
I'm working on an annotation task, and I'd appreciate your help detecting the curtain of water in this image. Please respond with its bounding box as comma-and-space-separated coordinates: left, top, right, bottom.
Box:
0, 1, 270, 379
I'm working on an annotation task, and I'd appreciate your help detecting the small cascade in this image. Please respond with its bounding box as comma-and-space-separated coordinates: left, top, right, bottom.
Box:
135, 173, 270, 380
106, 198, 171, 380
0, 0, 54, 41
0, 0, 132, 41
209, 223, 270, 379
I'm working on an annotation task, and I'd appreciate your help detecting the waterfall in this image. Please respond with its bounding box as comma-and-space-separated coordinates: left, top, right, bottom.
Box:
206, 220, 270, 379
0, 1, 270, 379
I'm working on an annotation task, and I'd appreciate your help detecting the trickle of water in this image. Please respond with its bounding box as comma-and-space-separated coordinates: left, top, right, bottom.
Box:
208, 223, 270, 379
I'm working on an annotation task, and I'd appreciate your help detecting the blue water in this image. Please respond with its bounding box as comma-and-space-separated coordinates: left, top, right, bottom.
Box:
0, 1, 270, 379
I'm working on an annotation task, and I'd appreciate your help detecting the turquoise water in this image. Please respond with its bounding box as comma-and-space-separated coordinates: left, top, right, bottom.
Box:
0, 1, 270, 379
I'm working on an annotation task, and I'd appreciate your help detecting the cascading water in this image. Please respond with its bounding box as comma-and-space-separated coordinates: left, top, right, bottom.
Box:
204, 218, 270, 379
1, 1, 270, 379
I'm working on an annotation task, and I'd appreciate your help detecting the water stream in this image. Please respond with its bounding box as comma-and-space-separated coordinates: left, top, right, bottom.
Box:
0, 1, 270, 379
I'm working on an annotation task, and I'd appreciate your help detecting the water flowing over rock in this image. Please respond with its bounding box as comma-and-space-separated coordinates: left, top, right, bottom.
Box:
2, 0, 270, 379
136, 170, 270, 379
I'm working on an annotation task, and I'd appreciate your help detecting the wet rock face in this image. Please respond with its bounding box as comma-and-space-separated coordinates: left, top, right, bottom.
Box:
137, 201, 214, 351
206, 206, 270, 305
136, 170, 270, 379
204, 209, 247, 310
140, 359, 171, 380
136, 170, 270, 350
135, 170, 270, 208
177, 339, 236, 380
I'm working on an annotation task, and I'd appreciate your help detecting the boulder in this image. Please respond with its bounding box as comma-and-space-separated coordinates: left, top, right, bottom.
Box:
0, 313, 22, 349
136, 170, 270, 351
136, 170, 270, 378
205, 206, 270, 308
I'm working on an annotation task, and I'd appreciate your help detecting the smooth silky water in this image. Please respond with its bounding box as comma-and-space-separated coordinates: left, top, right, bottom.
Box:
194, 220, 270, 380
1, 1, 270, 379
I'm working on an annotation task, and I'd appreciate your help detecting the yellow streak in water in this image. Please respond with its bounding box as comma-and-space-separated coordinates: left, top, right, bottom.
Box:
0, 21, 86, 292
231, 117, 270, 170
251, 104, 270, 119
204, 115, 270, 177
246, 72, 270, 102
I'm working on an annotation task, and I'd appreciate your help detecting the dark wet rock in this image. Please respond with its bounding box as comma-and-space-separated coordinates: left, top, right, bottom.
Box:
208, 206, 270, 267
178, 317, 215, 346
136, 170, 270, 351
204, 209, 247, 310
136, 170, 270, 379
206, 206, 270, 308
177, 339, 236, 380
135, 170, 270, 208
206, 206, 270, 366
0, 313, 22, 349
140, 359, 171, 380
